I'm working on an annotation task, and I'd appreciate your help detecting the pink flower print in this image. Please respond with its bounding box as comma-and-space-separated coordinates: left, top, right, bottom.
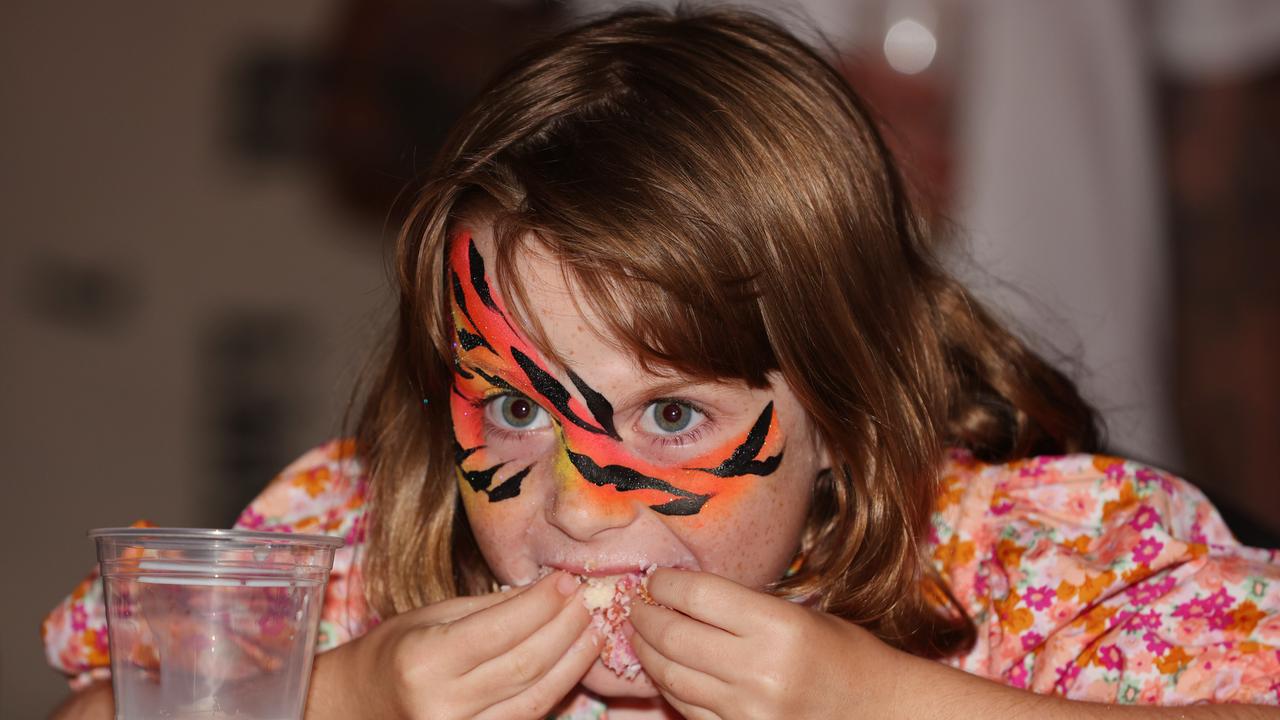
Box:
345, 513, 367, 545
93, 627, 110, 655
70, 603, 88, 632
1144, 631, 1171, 655
1172, 588, 1235, 631
1133, 609, 1162, 631
1104, 463, 1127, 482
1132, 536, 1164, 565
1125, 574, 1177, 606
1203, 587, 1234, 612
1135, 467, 1173, 494
991, 498, 1015, 516
236, 506, 266, 530
1021, 631, 1044, 652
1110, 609, 1135, 631
1018, 462, 1046, 479
1129, 504, 1161, 532
1054, 661, 1081, 693
1097, 644, 1124, 672
1023, 585, 1055, 611
1172, 597, 1211, 622
1006, 662, 1029, 689
973, 571, 989, 598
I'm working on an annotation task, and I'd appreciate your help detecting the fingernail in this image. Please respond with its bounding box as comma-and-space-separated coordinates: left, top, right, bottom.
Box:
556, 572, 580, 597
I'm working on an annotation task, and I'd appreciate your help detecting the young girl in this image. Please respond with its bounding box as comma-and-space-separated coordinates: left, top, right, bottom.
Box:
47, 7, 1280, 719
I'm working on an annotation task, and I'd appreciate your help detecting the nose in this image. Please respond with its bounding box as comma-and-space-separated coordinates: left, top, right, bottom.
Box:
545, 450, 640, 542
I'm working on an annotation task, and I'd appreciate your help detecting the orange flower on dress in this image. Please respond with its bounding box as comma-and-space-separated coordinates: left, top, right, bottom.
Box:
1076, 570, 1117, 605
933, 535, 975, 572
82, 629, 109, 667
329, 438, 358, 460
1102, 482, 1139, 522
1155, 645, 1192, 675
292, 467, 331, 498
1229, 601, 1266, 635
997, 538, 1026, 569
996, 591, 1034, 634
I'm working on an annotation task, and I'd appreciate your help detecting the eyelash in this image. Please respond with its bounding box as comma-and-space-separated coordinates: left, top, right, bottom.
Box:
473, 392, 547, 443
473, 392, 714, 448
644, 397, 714, 448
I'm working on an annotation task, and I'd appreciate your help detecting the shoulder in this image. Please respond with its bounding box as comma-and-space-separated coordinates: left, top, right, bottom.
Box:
234, 439, 378, 649
930, 451, 1280, 704
234, 438, 368, 541
932, 451, 1239, 553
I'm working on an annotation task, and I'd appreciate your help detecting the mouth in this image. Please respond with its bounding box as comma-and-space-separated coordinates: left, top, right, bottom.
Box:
578, 566, 657, 680
542, 559, 691, 577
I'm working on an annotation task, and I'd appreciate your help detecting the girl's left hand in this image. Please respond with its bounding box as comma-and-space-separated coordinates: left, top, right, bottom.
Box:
628, 568, 901, 720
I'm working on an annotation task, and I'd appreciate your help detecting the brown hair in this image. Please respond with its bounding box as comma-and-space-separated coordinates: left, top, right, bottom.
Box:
355, 6, 1098, 659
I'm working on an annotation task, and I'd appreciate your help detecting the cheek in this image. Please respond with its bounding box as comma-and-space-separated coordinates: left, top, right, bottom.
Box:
460, 488, 539, 581
673, 464, 813, 585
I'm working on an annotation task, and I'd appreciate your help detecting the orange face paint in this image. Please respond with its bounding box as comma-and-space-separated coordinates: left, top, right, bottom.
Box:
448, 230, 784, 516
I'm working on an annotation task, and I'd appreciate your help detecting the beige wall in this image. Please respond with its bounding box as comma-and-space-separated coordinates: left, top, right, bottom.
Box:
0, 3, 384, 716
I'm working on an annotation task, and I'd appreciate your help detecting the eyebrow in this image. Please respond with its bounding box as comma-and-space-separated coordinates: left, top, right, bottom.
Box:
512, 348, 620, 440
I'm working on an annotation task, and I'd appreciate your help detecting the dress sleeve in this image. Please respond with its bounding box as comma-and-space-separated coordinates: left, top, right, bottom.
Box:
932, 452, 1280, 705
41, 439, 374, 689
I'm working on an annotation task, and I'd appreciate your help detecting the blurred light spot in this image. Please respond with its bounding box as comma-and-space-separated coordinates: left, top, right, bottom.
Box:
883, 18, 936, 75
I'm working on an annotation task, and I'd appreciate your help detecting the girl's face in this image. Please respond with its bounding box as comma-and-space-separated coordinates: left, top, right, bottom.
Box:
449, 223, 827, 697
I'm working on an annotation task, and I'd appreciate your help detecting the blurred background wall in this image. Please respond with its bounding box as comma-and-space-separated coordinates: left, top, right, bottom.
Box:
3, 1, 1277, 715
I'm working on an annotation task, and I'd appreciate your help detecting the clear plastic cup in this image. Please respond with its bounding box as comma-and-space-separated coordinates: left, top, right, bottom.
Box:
91, 527, 343, 720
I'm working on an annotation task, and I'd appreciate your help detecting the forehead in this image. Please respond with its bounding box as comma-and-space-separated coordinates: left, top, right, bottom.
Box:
460, 222, 642, 378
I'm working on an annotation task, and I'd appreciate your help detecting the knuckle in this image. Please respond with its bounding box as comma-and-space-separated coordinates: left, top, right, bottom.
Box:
507, 646, 541, 686
684, 584, 713, 616
513, 689, 556, 720
389, 637, 420, 687
656, 620, 682, 652
653, 662, 680, 694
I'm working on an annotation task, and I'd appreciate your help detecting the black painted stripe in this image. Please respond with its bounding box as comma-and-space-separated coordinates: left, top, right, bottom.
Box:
468, 240, 501, 313
512, 348, 618, 439
470, 366, 516, 391
565, 448, 711, 516
487, 465, 530, 502
568, 369, 618, 439
691, 402, 784, 477
451, 271, 496, 355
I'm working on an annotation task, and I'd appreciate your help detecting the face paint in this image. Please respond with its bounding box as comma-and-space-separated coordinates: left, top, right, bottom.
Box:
689, 402, 784, 477
447, 230, 785, 515
512, 347, 620, 439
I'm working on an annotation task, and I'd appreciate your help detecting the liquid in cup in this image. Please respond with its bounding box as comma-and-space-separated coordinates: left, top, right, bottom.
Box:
92, 528, 342, 719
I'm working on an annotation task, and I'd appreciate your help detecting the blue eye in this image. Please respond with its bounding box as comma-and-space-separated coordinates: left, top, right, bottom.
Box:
645, 401, 703, 434
486, 394, 549, 431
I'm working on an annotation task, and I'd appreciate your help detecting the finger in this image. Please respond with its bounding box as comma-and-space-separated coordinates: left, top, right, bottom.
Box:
463, 583, 590, 692
630, 631, 729, 717
472, 625, 601, 720
446, 571, 581, 669
629, 599, 736, 682
424, 582, 535, 625
643, 568, 774, 636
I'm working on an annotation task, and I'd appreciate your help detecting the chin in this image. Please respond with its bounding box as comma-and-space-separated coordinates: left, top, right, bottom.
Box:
580, 659, 660, 698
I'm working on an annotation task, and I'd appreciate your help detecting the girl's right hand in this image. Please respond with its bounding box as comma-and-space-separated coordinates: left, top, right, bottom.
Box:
306, 571, 598, 720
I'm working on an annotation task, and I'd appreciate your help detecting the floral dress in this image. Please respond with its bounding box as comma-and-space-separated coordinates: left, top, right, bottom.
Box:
43, 441, 1280, 712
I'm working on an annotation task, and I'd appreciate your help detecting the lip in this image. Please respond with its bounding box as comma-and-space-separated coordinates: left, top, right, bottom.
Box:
544, 561, 686, 577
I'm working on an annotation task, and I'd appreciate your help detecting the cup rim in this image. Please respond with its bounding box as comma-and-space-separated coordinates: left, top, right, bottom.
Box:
88, 526, 344, 548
